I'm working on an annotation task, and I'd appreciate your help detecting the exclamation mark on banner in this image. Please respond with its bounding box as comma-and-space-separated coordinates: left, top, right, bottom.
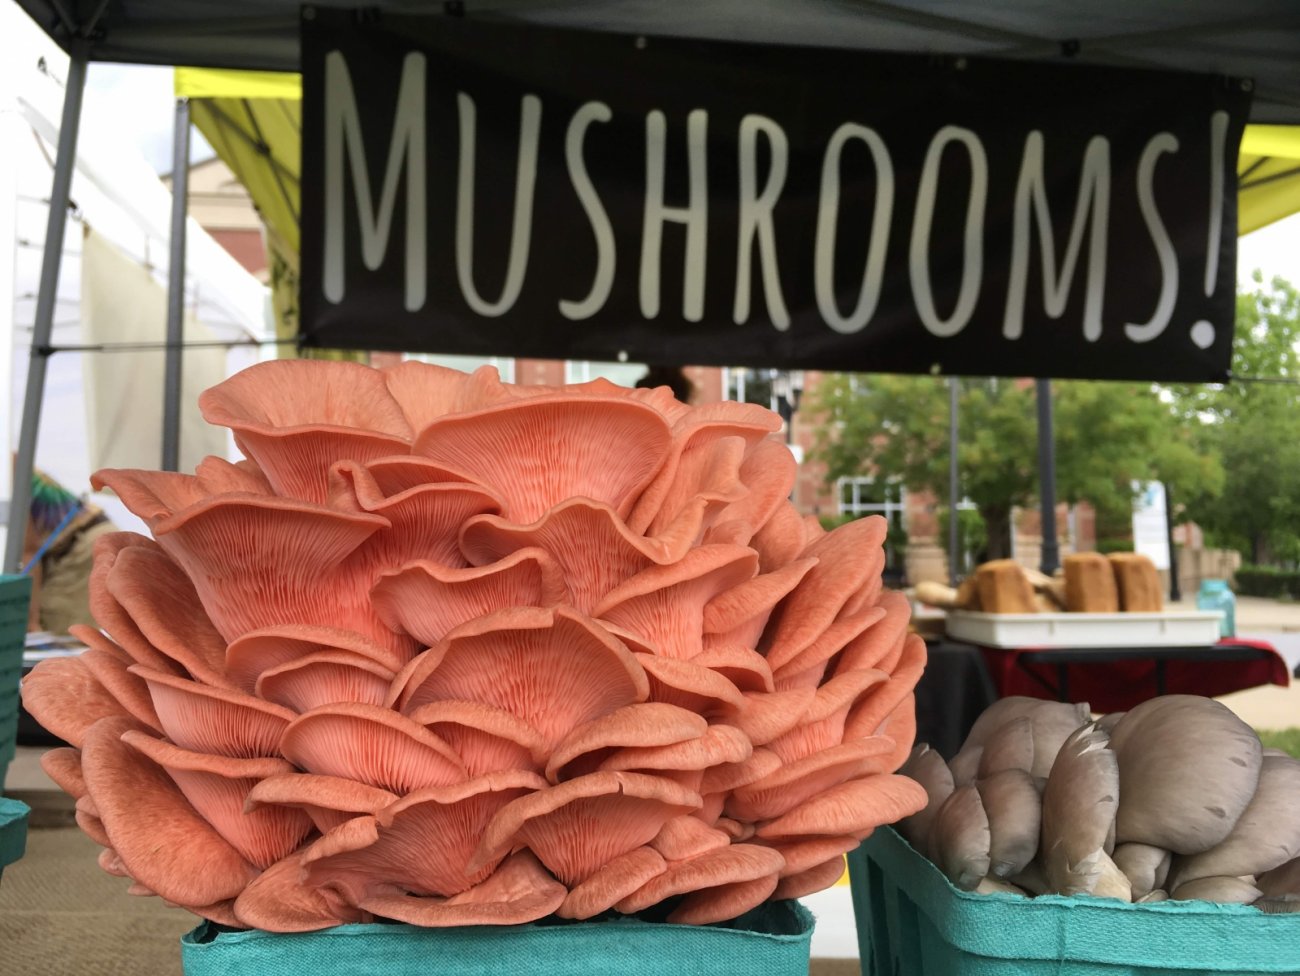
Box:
1190, 110, 1229, 350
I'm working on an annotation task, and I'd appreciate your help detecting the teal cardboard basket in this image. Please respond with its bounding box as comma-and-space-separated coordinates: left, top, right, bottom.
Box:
182, 899, 813, 976
0, 574, 33, 792
0, 796, 31, 885
850, 826, 1300, 976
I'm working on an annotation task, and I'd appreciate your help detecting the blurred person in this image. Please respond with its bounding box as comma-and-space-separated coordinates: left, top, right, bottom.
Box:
21, 468, 118, 634
635, 364, 694, 403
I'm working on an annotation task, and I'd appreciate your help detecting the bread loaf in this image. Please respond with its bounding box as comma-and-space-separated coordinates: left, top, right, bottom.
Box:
975, 560, 1038, 613
955, 576, 982, 611
1063, 552, 1119, 612
1108, 552, 1163, 612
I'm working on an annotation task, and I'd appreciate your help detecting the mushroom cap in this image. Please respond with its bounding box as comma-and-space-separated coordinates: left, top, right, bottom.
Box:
1170, 876, 1263, 904
412, 396, 672, 523
390, 606, 649, 750
356, 849, 568, 927
1112, 842, 1172, 899
977, 768, 1041, 879
897, 744, 955, 859
79, 716, 257, 907
1110, 696, 1263, 854
1258, 856, 1300, 898
1041, 723, 1121, 896
613, 843, 786, 915
473, 771, 701, 885
929, 784, 991, 890
756, 774, 925, 842
976, 717, 1035, 779
233, 851, 371, 932
21, 656, 135, 748
130, 665, 296, 758
370, 549, 565, 647
557, 846, 668, 919
545, 703, 708, 782
279, 702, 467, 793
1167, 754, 1300, 887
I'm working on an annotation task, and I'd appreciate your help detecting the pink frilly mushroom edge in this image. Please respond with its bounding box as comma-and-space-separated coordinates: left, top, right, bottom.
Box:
21, 359, 926, 932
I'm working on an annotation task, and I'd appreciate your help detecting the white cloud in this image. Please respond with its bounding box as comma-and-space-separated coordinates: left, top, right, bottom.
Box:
85, 63, 214, 174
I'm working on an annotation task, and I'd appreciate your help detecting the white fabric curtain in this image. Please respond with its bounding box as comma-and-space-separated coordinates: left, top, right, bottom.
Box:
81, 227, 228, 473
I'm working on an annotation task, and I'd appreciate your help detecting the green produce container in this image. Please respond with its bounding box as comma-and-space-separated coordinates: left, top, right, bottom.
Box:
850, 826, 1300, 976
0, 574, 33, 792
0, 796, 30, 885
182, 900, 814, 976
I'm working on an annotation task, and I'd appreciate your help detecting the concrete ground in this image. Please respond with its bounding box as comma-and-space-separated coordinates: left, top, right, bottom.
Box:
4, 595, 1297, 976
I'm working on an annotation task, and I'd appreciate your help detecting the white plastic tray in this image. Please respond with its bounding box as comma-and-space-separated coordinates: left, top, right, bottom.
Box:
944, 610, 1224, 648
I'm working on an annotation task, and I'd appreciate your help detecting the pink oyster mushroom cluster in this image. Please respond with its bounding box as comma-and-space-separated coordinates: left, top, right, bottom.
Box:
22, 360, 926, 931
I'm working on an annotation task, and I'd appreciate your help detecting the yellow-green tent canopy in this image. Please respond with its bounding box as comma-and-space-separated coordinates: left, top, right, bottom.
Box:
175, 66, 1300, 313
1240, 125, 1300, 236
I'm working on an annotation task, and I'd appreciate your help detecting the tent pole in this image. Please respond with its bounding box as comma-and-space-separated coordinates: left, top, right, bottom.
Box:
162, 97, 191, 472
948, 376, 960, 586
4, 44, 89, 573
1036, 378, 1061, 576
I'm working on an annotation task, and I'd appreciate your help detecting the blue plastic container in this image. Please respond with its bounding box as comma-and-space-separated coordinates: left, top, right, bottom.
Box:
0, 574, 33, 791
181, 899, 814, 976
1197, 578, 1237, 638
0, 796, 30, 885
850, 826, 1300, 976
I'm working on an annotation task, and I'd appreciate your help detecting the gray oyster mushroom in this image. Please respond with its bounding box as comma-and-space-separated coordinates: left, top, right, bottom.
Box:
1110, 696, 1262, 855
1041, 722, 1130, 900
1009, 858, 1050, 896
1096, 712, 1127, 733
1112, 842, 1172, 899
898, 743, 955, 859
1170, 876, 1263, 904
1136, 890, 1169, 903
1254, 894, 1300, 914
977, 717, 1035, 778
1167, 754, 1300, 889
1258, 856, 1300, 898
948, 745, 983, 788
930, 785, 991, 890
954, 697, 1090, 781
977, 768, 1041, 879
975, 876, 1028, 896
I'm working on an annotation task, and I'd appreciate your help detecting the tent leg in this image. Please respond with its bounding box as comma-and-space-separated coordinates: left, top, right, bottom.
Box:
162, 97, 191, 472
1036, 378, 1061, 576
4, 45, 89, 573
948, 376, 960, 586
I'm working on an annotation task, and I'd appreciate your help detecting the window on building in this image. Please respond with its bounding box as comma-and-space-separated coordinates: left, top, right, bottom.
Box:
565, 360, 648, 388
404, 353, 515, 383
721, 367, 775, 409
837, 476, 908, 570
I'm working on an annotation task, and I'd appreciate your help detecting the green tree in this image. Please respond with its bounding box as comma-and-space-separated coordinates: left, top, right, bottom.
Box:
811, 374, 1219, 562
1171, 275, 1300, 564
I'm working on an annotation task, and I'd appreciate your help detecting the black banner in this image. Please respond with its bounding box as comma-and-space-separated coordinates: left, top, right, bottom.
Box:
300, 11, 1251, 381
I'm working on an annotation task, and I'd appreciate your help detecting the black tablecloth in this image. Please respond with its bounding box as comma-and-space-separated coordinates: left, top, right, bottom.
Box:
914, 639, 999, 759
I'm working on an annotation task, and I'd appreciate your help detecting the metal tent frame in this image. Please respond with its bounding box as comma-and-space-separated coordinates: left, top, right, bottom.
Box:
7, 0, 1300, 572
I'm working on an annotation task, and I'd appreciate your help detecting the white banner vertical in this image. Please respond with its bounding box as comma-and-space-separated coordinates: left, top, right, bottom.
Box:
1131, 480, 1171, 570
81, 228, 228, 473
0, 110, 19, 556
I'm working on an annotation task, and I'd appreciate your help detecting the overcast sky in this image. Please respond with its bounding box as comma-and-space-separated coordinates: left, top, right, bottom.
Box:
85, 62, 215, 173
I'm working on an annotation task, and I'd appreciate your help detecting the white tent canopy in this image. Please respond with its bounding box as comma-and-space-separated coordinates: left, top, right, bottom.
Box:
1, 6, 267, 558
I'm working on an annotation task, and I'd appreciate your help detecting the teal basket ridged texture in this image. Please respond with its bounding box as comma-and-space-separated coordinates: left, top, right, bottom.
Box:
0, 796, 31, 884
0, 574, 33, 789
850, 826, 1300, 976
181, 900, 813, 976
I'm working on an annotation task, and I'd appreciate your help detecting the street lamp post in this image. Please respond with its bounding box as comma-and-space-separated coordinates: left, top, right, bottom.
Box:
772, 369, 804, 446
